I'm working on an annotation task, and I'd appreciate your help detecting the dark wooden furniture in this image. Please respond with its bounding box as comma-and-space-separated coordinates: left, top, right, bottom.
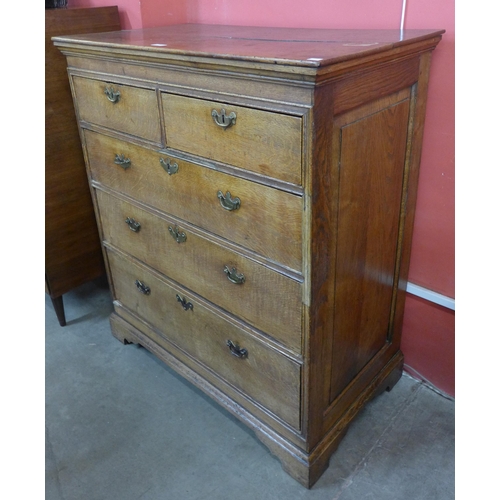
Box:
54, 24, 443, 486
45, 7, 121, 325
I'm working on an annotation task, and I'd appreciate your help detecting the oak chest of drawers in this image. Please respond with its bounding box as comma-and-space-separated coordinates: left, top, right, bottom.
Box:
54, 24, 443, 487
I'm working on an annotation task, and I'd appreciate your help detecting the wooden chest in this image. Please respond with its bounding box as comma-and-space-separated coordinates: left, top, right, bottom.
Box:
53, 24, 443, 487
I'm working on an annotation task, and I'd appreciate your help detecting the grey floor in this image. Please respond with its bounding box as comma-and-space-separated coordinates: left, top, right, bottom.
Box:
46, 277, 455, 500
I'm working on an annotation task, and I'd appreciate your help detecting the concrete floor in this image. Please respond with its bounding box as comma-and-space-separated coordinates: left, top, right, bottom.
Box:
46, 277, 455, 500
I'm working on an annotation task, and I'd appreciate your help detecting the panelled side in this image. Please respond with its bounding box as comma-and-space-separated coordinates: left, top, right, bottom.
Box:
306, 55, 424, 453
328, 92, 411, 402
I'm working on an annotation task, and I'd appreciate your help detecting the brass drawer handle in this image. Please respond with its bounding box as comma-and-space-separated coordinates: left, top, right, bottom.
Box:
114, 154, 131, 169
125, 217, 141, 232
168, 225, 187, 243
104, 85, 121, 103
160, 157, 179, 175
224, 265, 245, 285
211, 108, 237, 129
217, 190, 240, 211
135, 279, 150, 295
176, 294, 193, 311
226, 340, 248, 359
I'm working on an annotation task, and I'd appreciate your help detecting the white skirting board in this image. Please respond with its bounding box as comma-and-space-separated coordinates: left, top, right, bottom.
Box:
406, 282, 455, 311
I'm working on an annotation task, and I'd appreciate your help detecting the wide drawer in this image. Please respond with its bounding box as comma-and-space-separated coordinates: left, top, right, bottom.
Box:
107, 249, 301, 430
162, 94, 303, 185
72, 76, 162, 143
85, 130, 303, 271
96, 190, 302, 352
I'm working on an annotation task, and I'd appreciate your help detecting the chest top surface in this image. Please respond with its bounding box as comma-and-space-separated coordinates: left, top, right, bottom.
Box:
52, 23, 444, 69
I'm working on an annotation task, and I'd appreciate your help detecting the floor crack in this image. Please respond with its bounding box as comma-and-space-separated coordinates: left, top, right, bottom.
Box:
45, 425, 66, 500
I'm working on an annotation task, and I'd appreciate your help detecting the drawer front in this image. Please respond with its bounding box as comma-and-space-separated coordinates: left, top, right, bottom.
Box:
162, 94, 303, 185
107, 249, 301, 429
72, 76, 162, 143
97, 190, 302, 352
85, 130, 303, 271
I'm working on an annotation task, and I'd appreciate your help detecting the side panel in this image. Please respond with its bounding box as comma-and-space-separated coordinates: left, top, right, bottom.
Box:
307, 88, 414, 445
329, 97, 410, 402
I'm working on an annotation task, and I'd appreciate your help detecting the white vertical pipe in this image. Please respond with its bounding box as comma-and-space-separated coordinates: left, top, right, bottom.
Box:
400, 0, 407, 40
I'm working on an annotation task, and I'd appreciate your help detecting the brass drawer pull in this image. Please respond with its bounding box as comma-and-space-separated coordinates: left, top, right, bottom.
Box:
160, 157, 179, 175
104, 85, 121, 103
125, 217, 141, 232
135, 279, 150, 295
224, 265, 245, 285
168, 225, 187, 243
176, 294, 193, 311
226, 340, 248, 359
211, 108, 237, 129
217, 190, 240, 211
114, 154, 131, 169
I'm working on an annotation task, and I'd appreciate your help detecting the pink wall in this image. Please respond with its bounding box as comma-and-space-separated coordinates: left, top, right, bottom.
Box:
66, 0, 455, 396
401, 296, 455, 397
185, 0, 403, 29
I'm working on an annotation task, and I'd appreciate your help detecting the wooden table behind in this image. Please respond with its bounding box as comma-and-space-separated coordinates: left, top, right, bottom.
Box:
45, 7, 121, 325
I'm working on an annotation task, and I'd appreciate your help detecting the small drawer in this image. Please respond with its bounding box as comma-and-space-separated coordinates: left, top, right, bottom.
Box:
162, 94, 303, 185
96, 190, 302, 352
85, 130, 303, 272
72, 76, 162, 143
107, 249, 301, 430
